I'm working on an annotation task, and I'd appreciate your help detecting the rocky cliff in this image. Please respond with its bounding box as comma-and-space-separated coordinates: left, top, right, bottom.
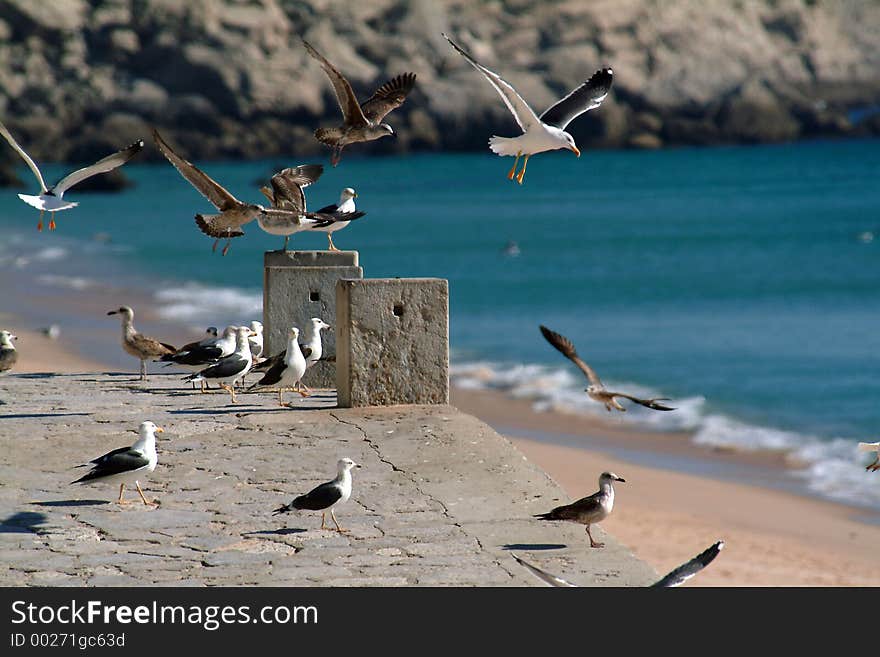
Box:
0, 0, 878, 166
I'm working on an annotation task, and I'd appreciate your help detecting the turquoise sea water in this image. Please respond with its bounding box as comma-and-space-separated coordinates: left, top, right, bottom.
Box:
1, 138, 879, 507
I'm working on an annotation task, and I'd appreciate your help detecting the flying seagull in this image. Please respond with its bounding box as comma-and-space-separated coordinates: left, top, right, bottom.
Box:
258, 165, 365, 249
858, 442, 880, 472
248, 326, 309, 406
539, 324, 675, 413
107, 306, 176, 380
442, 33, 612, 184
511, 541, 725, 587
303, 39, 416, 166
311, 188, 361, 251
0, 119, 143, 230
72, 421, 163, 505
534, 471, 625, 548
273, 458, 361, 532
0, 330, 18, 374
184, 326, 255, 403
152, 128, 263, 255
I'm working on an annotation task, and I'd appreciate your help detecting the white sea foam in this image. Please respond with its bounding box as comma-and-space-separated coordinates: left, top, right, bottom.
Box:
451, 359, 880, 511
154, 283, 262, 325
36, 274, 96, 290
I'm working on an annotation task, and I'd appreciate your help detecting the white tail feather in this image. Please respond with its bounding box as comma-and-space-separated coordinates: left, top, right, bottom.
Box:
488, 136, 520, 156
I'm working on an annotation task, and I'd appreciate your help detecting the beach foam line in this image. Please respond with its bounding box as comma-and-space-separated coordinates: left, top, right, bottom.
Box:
154, 282, 262, 325
451, 359, 880, 510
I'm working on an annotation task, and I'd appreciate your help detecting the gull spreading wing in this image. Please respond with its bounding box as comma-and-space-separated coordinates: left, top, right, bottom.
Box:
510, 554, 576, 587
268, 164, 324, 213
613, 392, 676, 412
152, 128, 241, 211
540, 67, 614, 130
302, 40, 369, 128
539, 324, 604, 388
361, 73, 417, 123
53, 140, 144, 196
0, 119, 49, 192
443, 33, 541, 133
651, 541, 725, 588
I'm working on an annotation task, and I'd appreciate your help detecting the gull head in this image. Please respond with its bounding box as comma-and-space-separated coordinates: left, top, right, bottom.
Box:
0, 330, 16, 347
221, 325, 238, 338
337, 457, 361, 473
287, 326, 300, 341
341, 187, 357, 201
107, 306, 134, 320
378, 123, 394, 138
562, 131, 580, 157
249, 321, 263, 335
140, 421, 164, 436
585, 384, 602, 395
600, 471, 625, 484
311, 317, 332, 332
206, 327, 219, 337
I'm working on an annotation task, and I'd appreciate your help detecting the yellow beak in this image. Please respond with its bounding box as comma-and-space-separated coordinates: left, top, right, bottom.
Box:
571, 146, 581, 157
155, 427, 165, 433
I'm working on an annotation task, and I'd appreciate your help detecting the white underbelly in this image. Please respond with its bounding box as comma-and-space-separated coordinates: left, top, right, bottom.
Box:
18, 194, 78, 212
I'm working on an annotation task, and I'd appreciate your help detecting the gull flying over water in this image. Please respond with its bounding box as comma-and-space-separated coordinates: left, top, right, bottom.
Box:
273, 458, 361, 532
152, 128, 262, 255
512, 540, 725, 587
303, 39, 416, 166
539, 324, 675, 413
0, 119, 143, 231
442, 33, 612, 184
72, 421, 163, 505
534, 471, 625, 548
107, 306, 176, 380
258, 165, 365, 249
858, 441, 880, 472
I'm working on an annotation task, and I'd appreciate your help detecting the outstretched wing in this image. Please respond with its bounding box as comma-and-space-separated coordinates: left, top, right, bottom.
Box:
152, 128, 241, 211
613, 393, 676, 412
53, 140, 144, 195
540, 67, 613, 130
0, 119, 48, 192
302, 40, 369, 128
361, 73, 417, 123
510, 553, 577, 587
268, 164, 323, 213
539, 325, 603, 388
443, 33, 541, 133
651, 541, 724, 587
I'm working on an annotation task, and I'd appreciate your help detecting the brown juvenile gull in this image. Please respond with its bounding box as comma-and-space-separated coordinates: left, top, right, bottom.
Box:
534, 471, 625, 548
258, 165, 365, 249
72, 421, 163, 505
0, 330, 18, 374
303, 39, 416, 166
152, 128, 263, 255
539, 324, 675, 413
107, 306, 176, 380
858, 441, 880, 472
442, 33, 612, 184
272, 458, 361, 532
511, 540, 725, 587
0, 119, 143, 231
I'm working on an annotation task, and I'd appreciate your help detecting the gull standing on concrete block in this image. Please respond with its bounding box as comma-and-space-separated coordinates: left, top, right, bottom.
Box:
72, 421, 163, 505
534, 471, 625, 548
0, 330, 18, 374
858, 441, 880, 471
310, 188, 360, 251
539, 325, 675, 412
107, 306, 176, 380
273, 458, 361, 532
248, 327, 308, 406
184, 326, 255, 403
0, 119, 143, 231
511, 540, 725, 587
303, 39, 416, 166
152, 128, 263, 256
442, 33, 612, 184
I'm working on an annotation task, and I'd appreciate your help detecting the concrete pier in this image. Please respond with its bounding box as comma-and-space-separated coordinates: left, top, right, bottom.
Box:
262, 250, 362, 388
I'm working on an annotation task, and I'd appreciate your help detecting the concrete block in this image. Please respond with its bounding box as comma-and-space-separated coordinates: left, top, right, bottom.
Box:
336, 278, 449, 407
263, 250, 363, 388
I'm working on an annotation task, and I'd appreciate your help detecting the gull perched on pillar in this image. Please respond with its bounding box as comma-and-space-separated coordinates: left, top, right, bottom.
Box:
273, 458, 361, 532
511, 540, 725, 587
534, 471, 625, 548
303, 39, 416, 166
539, 325, 675, 413
152, 128, 263, 256
72, 421, 163, 505
311, 188, 361, 251
0, 119, 143, 231
0, 330, 18, 374
107, 306, 176, 380
858, 441, 880, 472
442, 33, 612, 184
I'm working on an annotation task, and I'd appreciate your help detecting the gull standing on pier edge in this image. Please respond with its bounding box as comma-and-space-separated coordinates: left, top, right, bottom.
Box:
273, 458, 361, 532
534, 471, 625, 548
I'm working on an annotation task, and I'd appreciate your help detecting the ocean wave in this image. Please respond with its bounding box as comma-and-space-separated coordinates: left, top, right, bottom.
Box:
451, 359, 880, 510
36, 274, 97, 290
154, 283, 263, 325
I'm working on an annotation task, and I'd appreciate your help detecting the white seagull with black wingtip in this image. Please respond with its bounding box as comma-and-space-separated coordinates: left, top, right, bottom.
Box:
511, 541, 725, 587
184, 326, 255, 403
442, 33, 612, 184
0, 119, 143, 231
248, 326, 308, 406
72, 421, 163, 505
273, 458, 361, 532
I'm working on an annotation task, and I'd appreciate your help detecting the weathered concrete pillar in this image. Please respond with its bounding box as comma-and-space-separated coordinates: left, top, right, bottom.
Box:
263, 250, 363, 388
336, 278, 449, 407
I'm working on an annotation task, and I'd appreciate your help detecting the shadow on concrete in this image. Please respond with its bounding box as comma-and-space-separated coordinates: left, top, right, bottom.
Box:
31, 500, 110, 508
12, 373, 57, 379
242, 528, 307, 537
0, 412, 92, 420
501, 543, 567, 551
0, 511, 48, 534
168, 406, 272, 415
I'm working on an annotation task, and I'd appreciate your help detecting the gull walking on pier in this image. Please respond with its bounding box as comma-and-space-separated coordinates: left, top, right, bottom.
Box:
534, 471, 625, 548
273, 458, 361, 532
